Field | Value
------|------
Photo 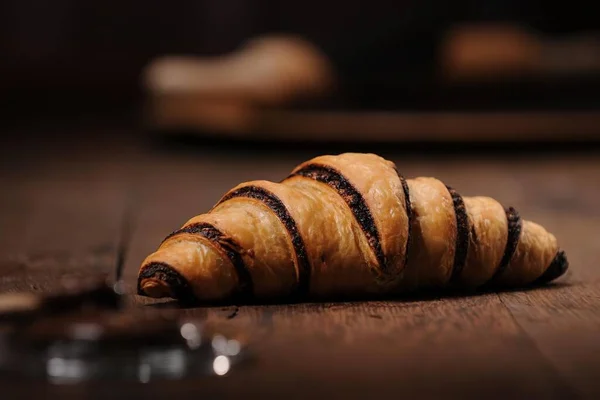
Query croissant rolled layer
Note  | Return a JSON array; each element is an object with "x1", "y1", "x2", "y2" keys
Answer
[{"x1": 138, "y1": 153, "x2": 568, "y2": 303}]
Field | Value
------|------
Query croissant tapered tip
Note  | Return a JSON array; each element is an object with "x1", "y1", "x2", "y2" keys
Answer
[
  {"x1": 137, "y1": 262, "x2": 197, "y2": 304},
  {"x1": 533, "y1": 250, "x2": 569, "y2": 285}
]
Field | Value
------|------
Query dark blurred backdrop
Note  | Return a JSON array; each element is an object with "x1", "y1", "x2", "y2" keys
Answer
[{"x1": 1, "y1": 1, "x2": 599, "y2": 124}]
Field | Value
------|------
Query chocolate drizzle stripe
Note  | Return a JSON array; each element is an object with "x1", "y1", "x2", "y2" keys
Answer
[
  {"x1": 486, "y1": 207, "x2": 522, "y2": 285},
  {"x1": 398, "y1": 173, "x2": 413, "y2": 270},
  {"x1": 446, "y1": 186, "x2": 470, "y2": 282},
  {"x1": 218, "y1": 186, "x2": 310, "y2": 295},
  {"x1": 162, "y1": 222, "x2": 253, "y2": 297},
  {"x1": 290, "y1": 164, "x2": 388, "y2": 274},
  {"x1": 137, "y1": 262, "x2": 197, "y2": 304}
]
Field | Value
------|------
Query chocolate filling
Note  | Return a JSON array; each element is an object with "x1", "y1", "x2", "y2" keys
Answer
[
  {"x1": 486, "y1": 207, "x2": 522, "y2": 285},
  {"x1": 219, "y1": 186, "x2": 311, "y2": 295},
  {"x1": 290, "y1": 164, "x2": 388, "y2": 274},
  {"x1": 162, "y1": 222, "x2": 253, "y2": 297},
  {"x1": 532, "y1": 250, "x2": 569, "y2": 285},
  {"x1": 446, "y1": 186, "x2": 470, "y2": 282},
  {"x1": 137, "y1": 262, "x2": 197, "y2": 304}
]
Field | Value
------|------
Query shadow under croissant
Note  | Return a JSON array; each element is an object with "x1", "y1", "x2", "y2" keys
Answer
[
  {"x1": 141, "y1": 280, "x2": 572, "y2": 310},
  {"x1": 142, "y1": 281, "x2": 573, "y2": 311}
]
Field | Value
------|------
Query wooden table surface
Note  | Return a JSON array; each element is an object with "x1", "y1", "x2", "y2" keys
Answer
[{"x1": 1, "y1": 124, "x2": 599, "y2": 399}]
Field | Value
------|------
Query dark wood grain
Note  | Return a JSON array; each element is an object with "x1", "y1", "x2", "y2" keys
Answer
[
  {"x1": 0, "y1": 130, "x2": 134, "y2": 292},
  {"x1": 2, "y1": 128, "x2": 600, "y2": 398}
]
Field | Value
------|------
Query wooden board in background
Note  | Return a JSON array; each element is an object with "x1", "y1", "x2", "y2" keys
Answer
[{"x1": 148, "y1": 96, "x2": 600, "y2": 143}]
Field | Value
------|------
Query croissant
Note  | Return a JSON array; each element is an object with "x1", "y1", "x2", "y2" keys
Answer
[{"x1": 137, "y1": 153, "x2": 568, "y2": 304}]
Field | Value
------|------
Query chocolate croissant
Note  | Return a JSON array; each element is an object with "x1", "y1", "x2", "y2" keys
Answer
[{"x1": 137, "y1": 153, "x2": 568, "y2": 304}]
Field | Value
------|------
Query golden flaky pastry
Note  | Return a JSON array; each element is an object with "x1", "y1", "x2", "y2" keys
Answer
[{"x1": 138, "y1": 153, "x2": 567, "y2": 303}]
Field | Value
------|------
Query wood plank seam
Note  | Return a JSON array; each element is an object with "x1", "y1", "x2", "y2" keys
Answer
[
  {"x1": 496, "y1": 293, "x2": 582, "y2": 398},
  {"x1": 115, "y1": 190, "x2": 139, "y2": 283}
]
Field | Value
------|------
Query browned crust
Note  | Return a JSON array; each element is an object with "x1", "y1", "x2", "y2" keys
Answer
[
  {"x1": 162, "y1": 222, "x2": 254, "y2": 297},
  {"x1": 290, "y1": 164, "x2": 388, "y2": 273},
  {"x1": 446, "y1": 186, "x2": 470, "y2": 282},
  {"x1": 218, "y1": 185, "x2": 311, "y2": 296},
  {"x1": 137, "y1": 262, "x2": 197, "y2": 304},
  {"x1": 485, "y1": 207, "x2": 522, "y2": 285}
]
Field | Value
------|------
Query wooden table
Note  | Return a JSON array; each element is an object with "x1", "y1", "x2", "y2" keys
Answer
[{"x1": 1, "y1": 123, "x2": 599, "y2": 399}]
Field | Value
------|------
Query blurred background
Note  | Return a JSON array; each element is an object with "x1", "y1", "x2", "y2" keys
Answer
[
  {"x1": 1, "y1": 0, "x2": 599, "y2": 143},
  {"x1": 1, "y1": 4, "x2": 600, "y2": 394}
]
